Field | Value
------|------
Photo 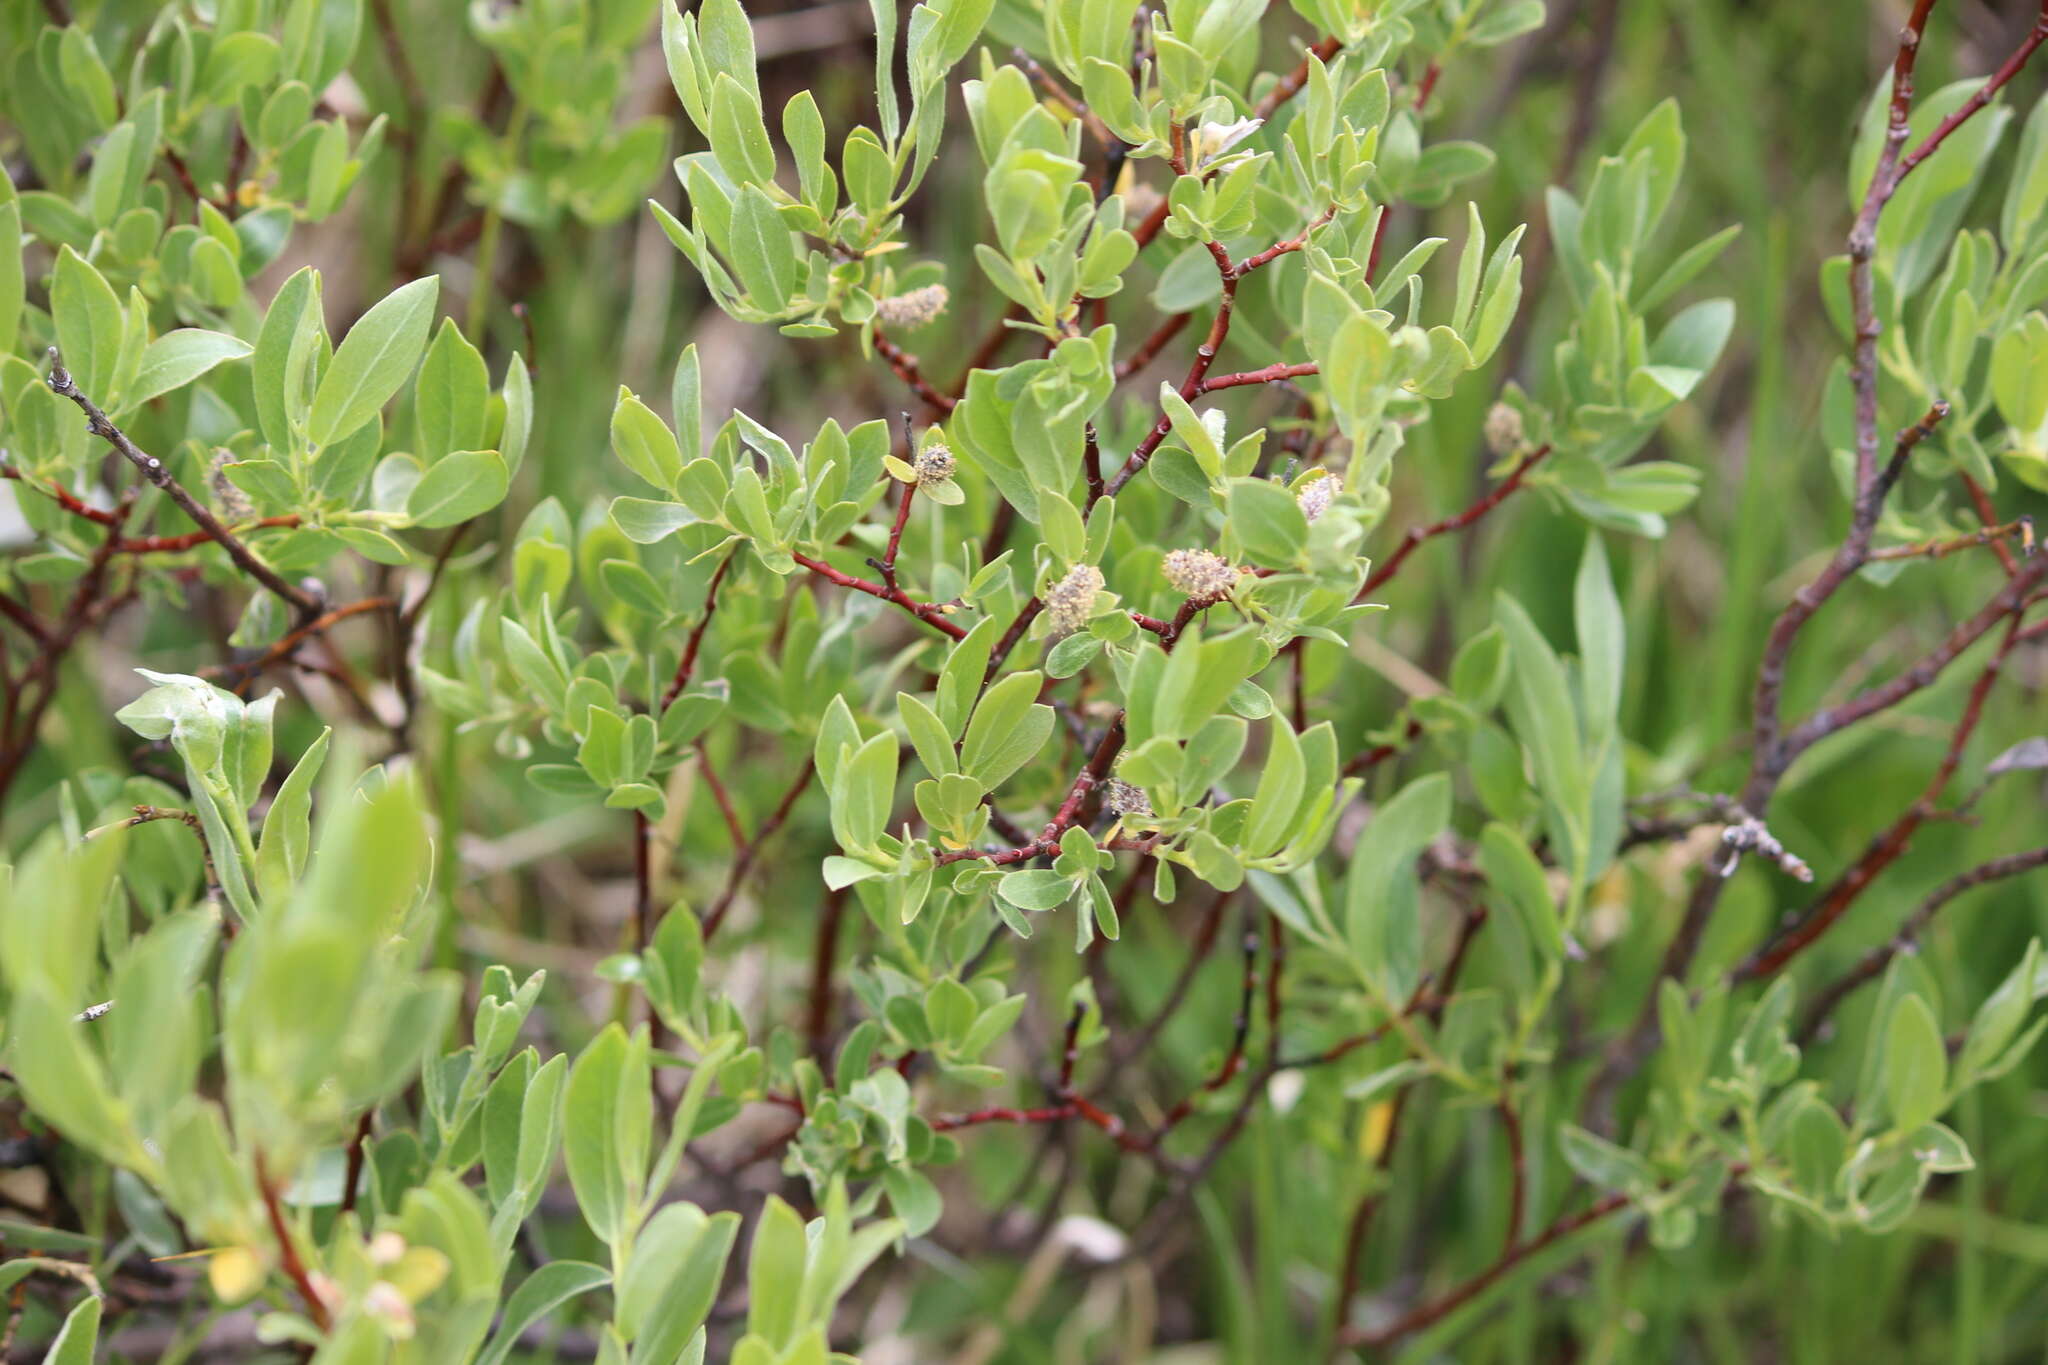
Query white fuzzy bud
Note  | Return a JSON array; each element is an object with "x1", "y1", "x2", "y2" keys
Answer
[
  {"x1": 1161, "y1": 548, "x2": 1240, "y2": 598},
  {"x1": 913, "y1": 442, "x2": 955, "y2": 486},
  {"x1": 1296, "y1": 473, "x2": 1339, "y2": 524},
  {"x1": 1045, "y1": 563, "x2": 1104, "y2": 633},
  {"x1": 210, "y1": 451, "x2": 254, "y2": 523},
  {"x1": 875, "y1": 284, "x2": 950, "y2": 330},
  {"x1": 1104, "y1": 778, "x2": 1151, "y2": 818},
  {"x1": 1483, "y1": 402, "x2": 1525, "y2": 457}
]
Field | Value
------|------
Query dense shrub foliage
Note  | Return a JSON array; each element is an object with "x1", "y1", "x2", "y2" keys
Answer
[{"x1": 2, "y1": 0, "x2": 2047, "y2": 1360}]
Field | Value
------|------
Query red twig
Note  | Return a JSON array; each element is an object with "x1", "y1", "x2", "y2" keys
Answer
[
  {"x1": 660, "y1": 553, "x2": 734, "y2": 710},
  {"x1": 806, "y1": 886, "x2": 849, "y2": 1060},
  {"x1": 116, "y1": 516, "x2": 302, "y2": 553},
  {"x1": 696, "y1": 746, "x2": 747, "y2": 846},
  {"x1": 1251, "y1": 36, "x2": 1345, "y2": 121},
  {"x1": 1358, "y1": 445, "x2": 1552, "y2": 597},
  {"x1": 873, "y1": 329, "x2": 958, "y2": 415},
  {"x1": 1145, "y1": 916, "x2": 1259, "y2": 1145},
  {"x1": 1736, "y1": 608, "x2": 2028, "y2": 982},
  {"x1": 1797, "y1": 845, "x2": 2048, "y2": 1041},
  {"x1": 1959, "y1": 474, "x2": 2020, "y2": 576},
  {"x1": 49, "y1": 350, "x2": 320, "y2": 619},
  {"x1": 256, "y1": 1150, "x2": 331, "y2": 1333},
  {"x1": 791, "y1": 550, "x2": 967, "y2": 640},
  {"x1": 1338, "y1": 1195, "x2": 1632, "y2": 1348},
  {"x1": 702, "y1": 758, "x2": 819, "y2": 939}
]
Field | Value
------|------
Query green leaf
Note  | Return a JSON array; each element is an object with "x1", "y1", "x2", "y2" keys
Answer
[
  {"x1": 611, "y1": 389, "x2": 684, "y2": 493},
  {"x1": 899, "y1": 693, "x2": 957, "y2": 777},
  {"x1": 1495, "y1": 593, "x2": 1589, "y2": 870},
  {"x1": 53, "y1": 246, "x2": 123, "y2": 405},
  {"x1": 415, "y1": 317, "x2": 489, "y2": 462},
  {"x1": 745, "y1": 1195, "x2": 806, "y2": 1348},
  {"x1": 128, "y1": 330, "x2": 253, "y2": 408},
  {"x1": 1885, "y1": 994, "x2": 1947, "y2": 1133},
  {"x1": 406, "y1": 450, "x2": 508, "y2": 528},
  {"x1": 840, "y1": 732, "x2": 899, "y2": 851},
  {"x1": 40, "y1": 1292, "x2": 102, "y2": 1365},
  {"x1": 1226, "y1": 477, "x2": 1309, "y2": 568},
  {"x1": 0, "y1": 187, "x2": 22, "y2": 357},
  {"x1": 255, "y1": 727, "x2": 331, "y2": 903},
  {"x1": 728, "y1": 185, "x2": 799, "y2": 311},
  {"x1": 308, "y1": 276, "x2": 440, "y2": 447},
  {"x1": 1574, "y1": 535, "x2": 1624, "y2": 749},
  {"x1": 1242, "y1": 718, "x2": 1304, "y2": 859},
  {"x1": 997, "y1": 868, "x2": 1076, "y2": 911},
  {"x1": 623, "y1": 1206, "x2": 740, "y2": 1362},
  {"x1": 563, "y1": 1024, "x2": 651, "y2": 1252},
  {"x1": 1557, "y1": 1124, "x2": 1653, "y2": 1194},
  {"x1": 960, "y1": 670, "x2": 1053, "y2": 791},
  {"x1": 1991, "y1": 313, "x2": 2048, "y2": 434},
  {"x1": 476, "y1": 1263, "x2": 611, "y2": 1365},
  {"x1": 610, "y1": 497, "x2": 698, "y2": 544},
  {"x1": 252, "y1": 266, "x2": 322, "y2": 455},
  {"x1": 882, "y1": 1165, "x2": 943, "y2": 1237},
  {"x1": 1478, "y1": 822, "x2": 1563, "y2": 961},
  {"x1": 1344, "y1": 773, "x2": 1451, "y2": 1000}
]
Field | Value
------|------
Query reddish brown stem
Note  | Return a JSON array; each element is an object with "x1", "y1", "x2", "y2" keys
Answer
[
  {"x1": 116, "y1": 516, "x2": 302, "y2": 553},
  {"x1": 49, "y1": 349, "x2": 319, "y2": 619},
  {"x1": 790, "y1": 550, "x2": 967, "y2": 640},
  {"x1": 873, "y1": 329, "x2": 958, "y2": 415},
  {"x1": 1736, "y1": 609, "x2": 2027, "y2": 982},
  {"x1": 1358, "y1": 445, "x2": 1552, "y2": 597},
  {"x1": 1339, "y1": 1195, "x2": 1631, "y2": 1348},
  {"x1": 661, "y1": 553, "x2": 734, "y2": 710},
  {"x1": 1797, "y1": 845, "x2": 2048, "y2": 1041},
  {"x1": 702, "y1": 758, "x2": 819, "y2": 939},
  {"x1": 256, "y1": 1150, "x2": 331, "y2": 1333}
]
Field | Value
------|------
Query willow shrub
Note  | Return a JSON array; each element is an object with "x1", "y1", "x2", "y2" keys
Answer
[{"x1": 2, "y1": 0, "x2": 2048, "y2": 1361}]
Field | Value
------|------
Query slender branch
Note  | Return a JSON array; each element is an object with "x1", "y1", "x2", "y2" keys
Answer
[
  {"x1": 1958, "y1": 473, "x2": 2020, "y2": 576},
  {"x1": 1116, "y1": 312, "x2": 1191, "y2": 380},
  {"x1": 1144, "y1": 915, "x2": 1259, "y2": 1145},
  {"x1": 339, "y1": 1111, "x2": 374, "y2": 1219},
  {"x1": 791, "y1": 551, "x2": 967, "y2": 640},
  {"x1": 1892, "y1": 6, "x2": 2048, "y2": 188},
  {"x1": 932, "y1": 716, "x2": 1124, "y2": 867},
  {"x1": 115, "y1": 516, "x2": 302, "y2": 554},
  {"x1": 702, "y1": 758, "x2": 819, "y2": 939},
  {"x1": 1869, "y1": 518, "x2": 2030, "y2": 561},
  {"x1": 1797, "y1": 846, "x2": 2048, "y2": 1042},
  {"x1": 1337, "y1": 1195, "x2": 1632, "y2": 1348},
  {"x1": 695, "y1": 746, "x2": 747, "y2": 846},
  {"x1": 1775, "y1": 551, "x2": 2046, "y2": 762},
  {"x1": 872, "y1": 329, "x2": 958, "y2": 415},
  {"x1": 1250, "y1": 36, "x2": 1344, "y2": 122},
  {"x1": 806, "y1": 885, "x2": 849, "y2": 1060},
  {"x1": 255, "y1": 1150, "x2": 331, "y2": 1333},
  {"x1": 1199, "y1": 361, "x2": 1319, "y2": 392},
  {"x1": 207, "y1": 597, "x2": 396, "y2": 687},
  {"x1": 1358, "y1": 445, "x2": 1552, "y2": 597},
  {"x1": 0, "y1": 592, "x2": 49, "y2": 647},
  {"x1": 48, "y1": 349, "x2": 319, "y2": 618},
  {"x1": 1499, "y1": 1091, "x2": 1527, "y2": 1253},
  {"x1": 1847, "y1": 0, "x2": 1942, "y2": 494},
  {"x1": 1746, "y1": 403, "x2": 1951, "y2": 789},
  {"x1": 660, "y1": 553, "x2": 734, "y2": 710},
  {"x1": 2, "y1": 462, "x2": 122, "y2": 525},
  {"x1": 1735, "y1": 609, "x2": 2028, "y2": 983}
]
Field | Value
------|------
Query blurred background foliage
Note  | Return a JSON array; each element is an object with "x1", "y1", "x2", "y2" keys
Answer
[{"x1": 3, "y1": 0, "x2": 2048, "y2": 1361}]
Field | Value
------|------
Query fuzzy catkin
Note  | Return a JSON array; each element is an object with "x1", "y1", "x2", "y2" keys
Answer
[
  {"x1": 1162, "y1": 548, "x2": 1239, "y2": 598},
  {"x1": 875, "y1": 284, "x2": 950, "y2": 329},
  {"x1": 1045, "y1": 564, "x2": 1105, "y2": 632}
]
